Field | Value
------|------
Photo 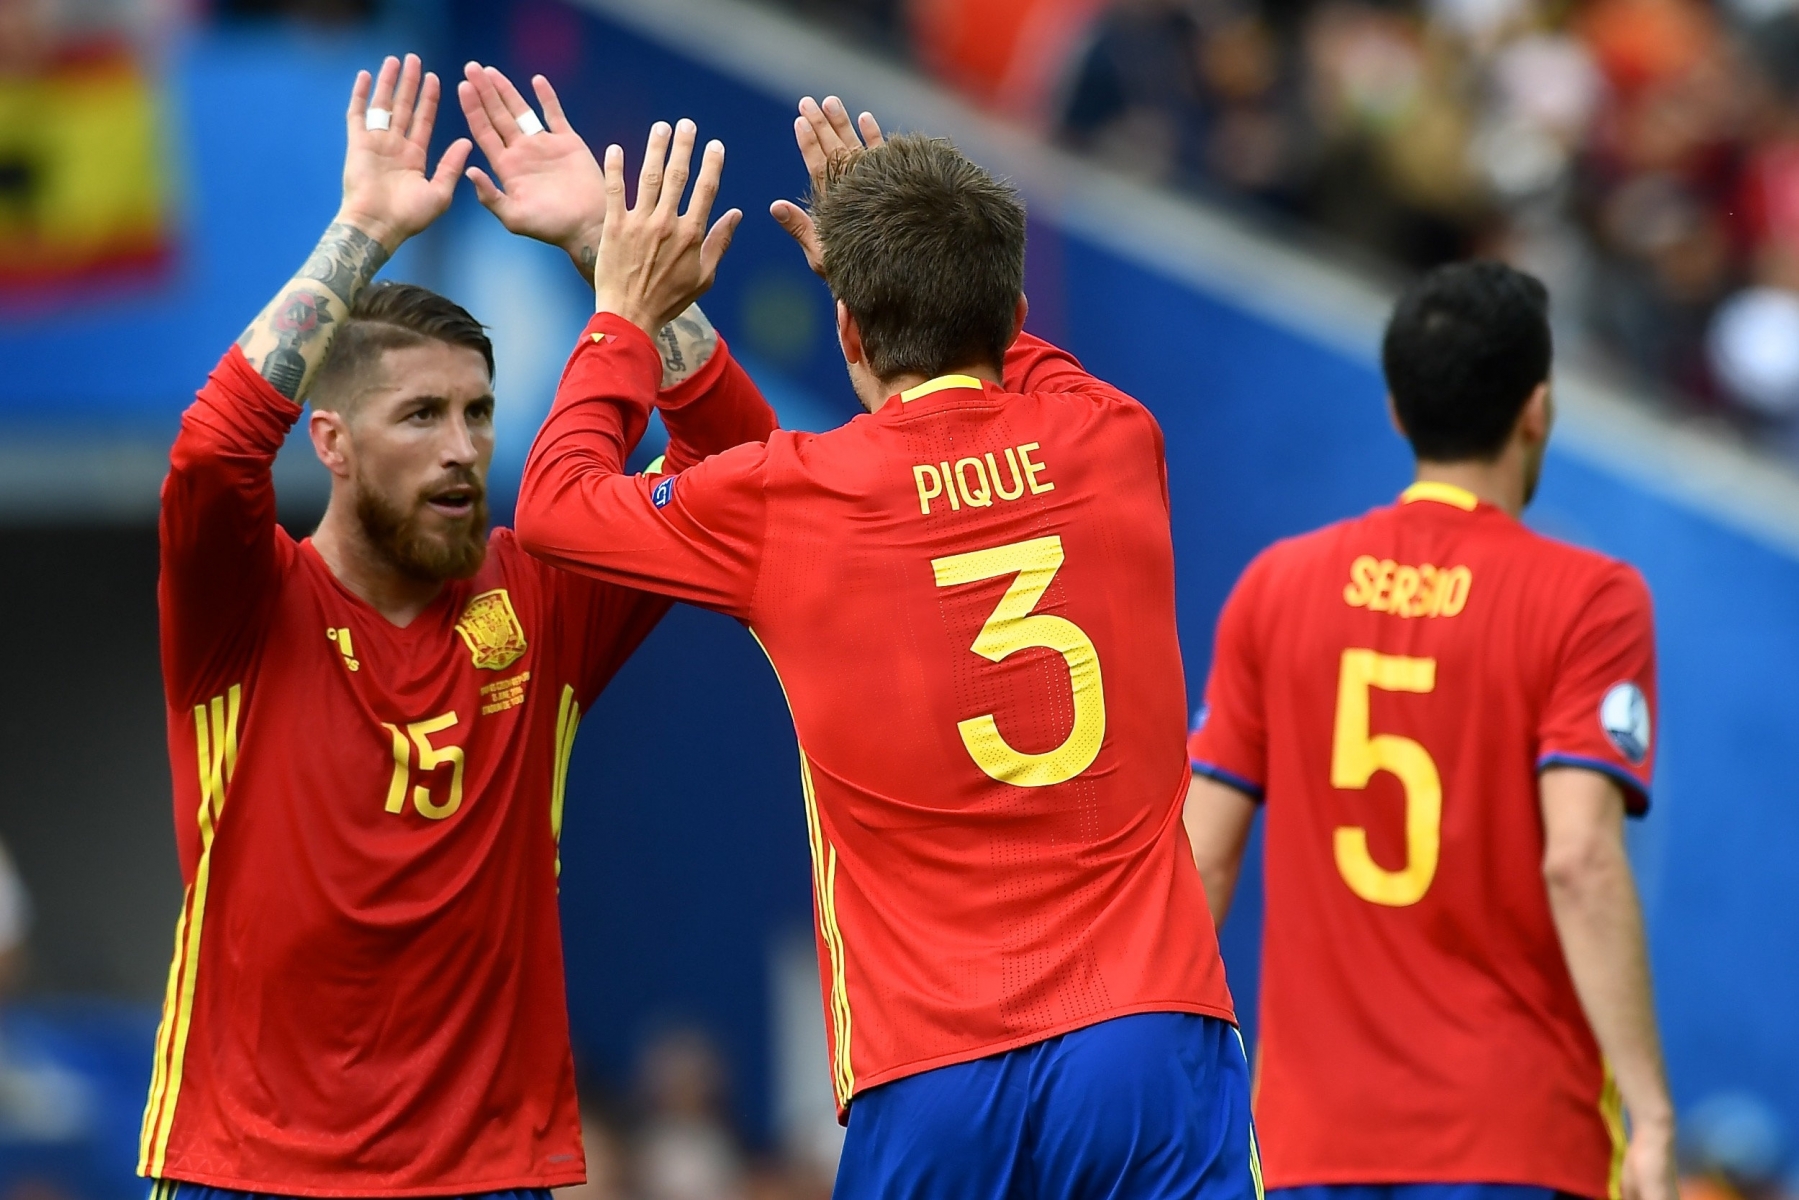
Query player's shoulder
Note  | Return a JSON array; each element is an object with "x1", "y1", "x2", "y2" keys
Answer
[
  {"x1": 1509, "y1": 521, "x2": 1653, "y2": 610},
  {"x1": 1240, "y1": 510, "x2": 1381, "y2": 582}
]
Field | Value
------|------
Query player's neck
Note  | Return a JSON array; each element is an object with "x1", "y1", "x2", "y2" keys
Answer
[
  {"x1": 311, "y1": 502, "x2": 447, "y2": 628},
  {"x1": 864, "y1": 361, "x2": 1004, "y2": 412},
  {"x1": 1411, "y1": 458, "x2": 1527, "y2": 519}
]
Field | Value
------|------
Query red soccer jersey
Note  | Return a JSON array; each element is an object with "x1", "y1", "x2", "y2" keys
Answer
[
  {"x1": 515, "y1": 315, "x2": 1236, "y2": 1114},
  {"x1": 1189, "y1": 481, "x2": 1657, "y2": 1198},
  {"x1": 144, "y1": 338, "x2": 773, "y2": 1196}
]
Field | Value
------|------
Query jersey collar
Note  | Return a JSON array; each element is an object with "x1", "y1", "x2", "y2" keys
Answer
[
  {"x1": 1400, "y1": 480, "x2": 1480, "y2": 511},
  {"x1": 897, "y1": 374, "x2": 985, "y2": 404}
]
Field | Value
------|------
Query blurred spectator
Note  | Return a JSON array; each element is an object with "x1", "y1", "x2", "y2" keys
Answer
[
  {"x1": 633, "y1": 1029, "x2": 746, "y2": 1200},
  {"x1": 773, "y1": 0, "x2": 1799, "y2": 459},
  {"x1": 1679, "y1": 1091, "x2": 1791, "y2": 1200}
]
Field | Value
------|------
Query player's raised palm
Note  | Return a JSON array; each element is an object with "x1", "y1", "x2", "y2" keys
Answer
[
  {"x1": 341, "y1": 54, "x2": 470, "y2": 251},
  {"x1": 594, "y1": 120, "x2": 741, "y2": 335},
  {"x1": 771, "y1": 95, "x2": 884, "y2": 277},
  {"x1": 458, "y1": 64, "x2": 605, "y2": 272}
]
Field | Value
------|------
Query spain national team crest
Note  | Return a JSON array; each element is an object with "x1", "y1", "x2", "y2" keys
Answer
[{"x1": 455, "y1": 589, "x2": 528, "y2": 671}]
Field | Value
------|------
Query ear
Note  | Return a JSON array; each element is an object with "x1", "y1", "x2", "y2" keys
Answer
[
  {"x1": 1518, "y1": 381, "x2": 1552, "y2": 445},
  {"x1": 837, "y1": 299, "x2": 866, "y2": 367},
  {"x1": 1385, "y1": 393, "x2": 1405, "y2": 439},
  {"x1": 1011, "y1": 294, "x2": 1029, "y2": 346},
  {"x1": 310, "y1": 408, "x2": 353, "y2": 480}
]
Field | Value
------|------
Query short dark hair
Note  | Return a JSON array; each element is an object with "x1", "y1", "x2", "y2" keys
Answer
[
  {"x1": 1382, "y1": 261, "x2": 1552, "y2": 462},
  {"x1": 812, "y1": 133, "x2": 1026, "y2": 380},
  {"x1": 311, "y1": 281, "x2": 494, "y2": 410}
]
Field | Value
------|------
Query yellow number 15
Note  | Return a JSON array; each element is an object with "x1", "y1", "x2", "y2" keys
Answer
[
  {"x1": 932, "y1": 535, "x2": 1106, "y2": 788},
  {"x1": 1331, "y1": 649, "x2": 1441, "y2": 906}
]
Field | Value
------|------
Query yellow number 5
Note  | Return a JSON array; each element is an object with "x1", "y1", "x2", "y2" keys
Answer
[
  {"x1": 1331, "y1": 649, "x2": 1440, "y2": 906},
  {"x1": 931, "y1": 535, "x2": 1106, "y2": 788},
  {"x1": 382, "y1": 712, "x2": 467, "y2": 820}
]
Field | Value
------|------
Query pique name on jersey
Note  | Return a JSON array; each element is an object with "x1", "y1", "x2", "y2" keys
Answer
[
  {"x1": 912, "y1": 442, "x2": 1054, "y2": 515},
  {"x1": 1342, "y1": 554, "x2": 1473, "y2": 618}
]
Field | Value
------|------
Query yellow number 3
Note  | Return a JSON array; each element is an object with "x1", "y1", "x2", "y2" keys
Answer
[
  {"x1": 1331, "y1": 649, "x2": 1441, "y2": 906},
  {"x1": 932, "y1": 535, "x2": 1106, "y2": 788}
]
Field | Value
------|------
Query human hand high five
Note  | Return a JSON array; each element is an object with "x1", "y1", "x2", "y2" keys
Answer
[
  {"x1": 594, "y1": 120, "x2": 741, "y2": 335},
  {"x1": 458, "y1": 63, "x2": 605, "y2": 276},
  {"x1": 340, "y1": 54, "x2": 471, "y2": 250},
  {"x1": 770, "y1": 95, "x2": 884, "y2": 278}
]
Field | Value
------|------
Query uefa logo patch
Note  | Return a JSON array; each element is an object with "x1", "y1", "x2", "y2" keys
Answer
[
  {"x1": 652, "y1": 476, "x2": 675, "y2": 509},
  {"x1": 1599, "y1": 682, "x2": 1651, "y2": 765}
]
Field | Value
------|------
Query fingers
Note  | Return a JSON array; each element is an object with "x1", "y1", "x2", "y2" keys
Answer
[
  {"x1": 820, "y1": 95, "x2": 859, "y2": 150},
  {"x1": 636, "y1": 121, "x2": 672, "y2": 213},
  {"x1": 859, "y1": 110, "x2": 885, "y2": 147},
  {"x1": 409, "y1": 71, "x2": 440, "y2": 147},
  {"x1": 370, "y1": 55, "x2": 401, "y2": 117},
  {"x1": 430, "y1": 137, "x2": 474, "y2": 198},
  {"x1": 770, "y1": 200, "x2": 825, "y2": 275},
  {"x1": 463, "y1": 60, "x2": 522, "y2": 146},
  {"x1": 657, "y1": 120, "x2": 698, "y2": 222},
  {"x1": 533, "y1": 75, "x2": 570, "y2": 134},
  {"x1": 603, "y1": 142, "x2": 628, "y2": 233},
  {"x1": 390, "y1": 53, "x2": 422, "y2": 135},
  {"x1": 794, "y1": 112, "x2": 828, "y2": 184},
  {"x1": 484, "y1": 66, "x2": 545, "y2": 137},
  {"x1": 700, "y1": 208, "x2": 743, "y2": 281},
  {"x1": 347, "y1": 68, "x2": 372, "y2": 130},
  {"x1": 465, "y1": 165, "x2": 508, "y2": 214},
  {"x1": 458, "y1": 78, "x2": 507, "y2": 162}
]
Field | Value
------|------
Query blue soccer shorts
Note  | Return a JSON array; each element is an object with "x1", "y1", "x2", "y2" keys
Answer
[
  {"x1": 1272, "y1": 1185, "x2": 1590, "y2": 1200},
  {"x1": 834, "y1": 1011, "x2": 1262, "y2": 1200},
  {"x1": 149, "y1": 1182, "x2": 551, "y2": 1200}
]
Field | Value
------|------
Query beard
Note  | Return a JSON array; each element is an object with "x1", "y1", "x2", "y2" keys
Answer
[{"x1": 353, "y1": 465, "x2": 489, "y2": 583}]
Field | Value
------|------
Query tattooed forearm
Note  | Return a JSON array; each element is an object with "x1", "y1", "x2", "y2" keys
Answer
[
  {"x1": 297, "y1": 221, "x2": 391, "y2": 304},
  {"x1": 657, "y1": 304, "x2": 719, "y2": 389},
  {"x1": 236, "y1": 219, "x2": 389, "y2": 402}
]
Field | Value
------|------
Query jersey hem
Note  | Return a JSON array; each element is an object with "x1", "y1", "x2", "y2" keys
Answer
[
  {"x1": 843, "y1": 999, "x2": 1239, "y2": 1113},
  {"x1": 1191, "y1": 760, "x2": 1266, "y2": 802},
  {"x1": 1262, "y1": 1165, "x2": 1606, "y2": 1199},
  {"x1": 146, "y1": 1167, "x2": 586, "y2": 1197}
]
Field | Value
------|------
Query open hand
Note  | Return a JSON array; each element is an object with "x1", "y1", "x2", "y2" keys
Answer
[
  {"x1": 458, "y1": 63, "x2": 605, "y2": 275},
  {"x1": 340, "y1": 54, "x2": 471, "y2": 250},
  {"x1": 594, "y1": 119, "x2": 742, "y2": 335},
  {"x1": 770, "y1": 95, "x2": 884, "y2": 277}
]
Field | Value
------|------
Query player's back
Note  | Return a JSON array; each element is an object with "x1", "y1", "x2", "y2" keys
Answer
[
  {"x1": 1192, "y1": 482, "x2": 1655, "y2": 1194},
  {"x1": 742, "y1": 337, "x2": 1234, "y2": 1107}
]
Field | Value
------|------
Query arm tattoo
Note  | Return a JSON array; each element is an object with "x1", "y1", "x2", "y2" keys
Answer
[
  {"x1": 257, "y1": 288, "x2": 335, "y2": 399},
  {"x1": 657, "y1": 304, "x2": 719, "y2": 389},
  {"x1": 297, "y1": 221, "x2": 391, "y2": 303}
]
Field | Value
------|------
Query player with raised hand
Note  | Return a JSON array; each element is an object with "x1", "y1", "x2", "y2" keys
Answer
[
  {"x1": 1184, "y1": 263, "x2": 1675, "y2": 1200},
  {"x1": 144, "y1": 55, "x2": 771, "y2": 1198},
  {"x1": 515, "y1": 98, "x2": 1257, "y2": 1199}
]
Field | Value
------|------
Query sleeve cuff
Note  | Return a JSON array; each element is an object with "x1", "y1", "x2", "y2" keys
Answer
[
  {"x1": 1191, "y1": 761, "x2": 1265, "y2": 803},
  {"x1": 1537, "y1": 753, "x2": 1652, "y2": 816},
  {"x1": 658, "y1": 332, "x2": 732, "y2": 411}
]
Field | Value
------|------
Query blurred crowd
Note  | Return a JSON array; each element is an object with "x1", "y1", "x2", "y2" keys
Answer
[
  {"x1": 777, "y1": 0, "x2": 1799, "y2": 456},
  {"x1": 559, "y1": 1029, "x2": 836, "y2": 1200}
]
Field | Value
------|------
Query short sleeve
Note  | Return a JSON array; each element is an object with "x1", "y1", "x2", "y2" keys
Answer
[
  {"x1": 1188, "y1": 553, "x2": 1272, "y2": 801},
  {"x1": 1537, "y1": 565, "x2": 1657, "y2": 814}
]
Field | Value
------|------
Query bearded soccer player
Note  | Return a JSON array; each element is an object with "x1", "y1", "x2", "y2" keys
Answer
[
  {"x1": 1184, "y1": 263, "x2": 1676, "y2": 1200},
  {"x1": 513, "y1": 99, "x2": 1256, "y2": 1199},
  {"x1": 142, "y1": 56, "x2": 772, "y2": 1196}
]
